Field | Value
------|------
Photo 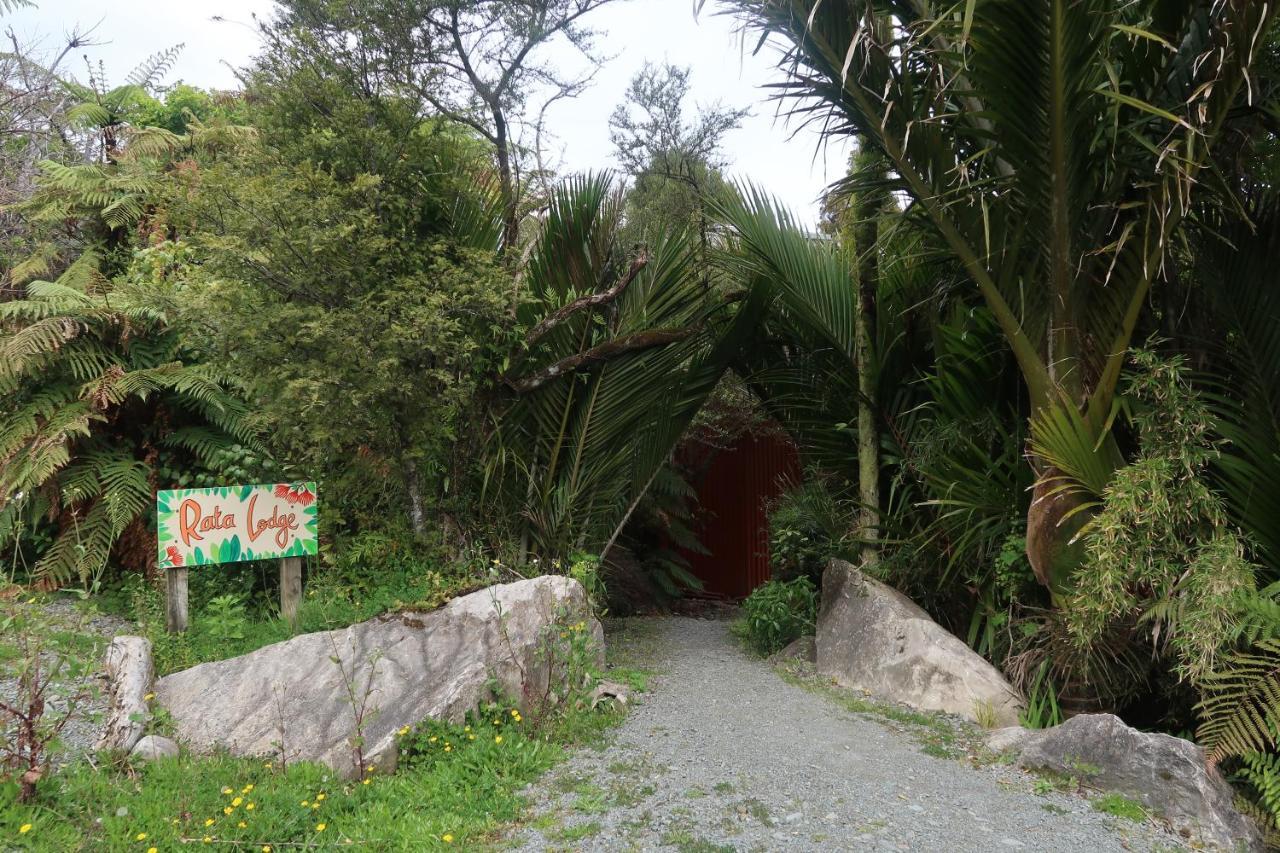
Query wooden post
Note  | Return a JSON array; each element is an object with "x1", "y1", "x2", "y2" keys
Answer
[
  {"x1": 280, "y1": 557, "x2": 303, "y2": 628},
  {"x1": 165, "y1": 567, "x2": 189, "y2": 633}
]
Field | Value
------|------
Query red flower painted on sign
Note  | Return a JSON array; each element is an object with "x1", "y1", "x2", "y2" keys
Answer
[
  {"x1": 166, "y1": 545, "x2": 183, "y2": 567},
  {"x1": 274, "y1": 484, "x2": 292, "y2": 499},
  {"x1": 282, "y1": 484, "x2": 315, "y2": 507}
]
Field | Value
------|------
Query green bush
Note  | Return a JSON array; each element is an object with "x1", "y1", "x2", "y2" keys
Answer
[
  {"x1": 767, "y1": 483, "x2": 851, "y2": 585},
  {"x1": 740, "y1": 577, "x2": 819, "y2": 657}
]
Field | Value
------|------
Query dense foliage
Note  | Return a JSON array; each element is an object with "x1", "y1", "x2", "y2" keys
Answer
[{"x1": 4, "y1": 0, "x2": 1280, "y2": 841}]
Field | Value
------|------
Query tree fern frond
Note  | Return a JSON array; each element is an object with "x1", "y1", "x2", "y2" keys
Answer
[{"x1": 1197, "y1": 639, "x2": 1280, "y2": 764}]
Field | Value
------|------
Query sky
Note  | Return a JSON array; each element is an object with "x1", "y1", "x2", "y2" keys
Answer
[{"x1": 10, "y1": 0, "x2": 851, "y2": 224}]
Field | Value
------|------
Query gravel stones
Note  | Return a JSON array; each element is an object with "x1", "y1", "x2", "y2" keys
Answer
[{"x1": 510, "y1": 617, "x2": 1188, "y2": 852}]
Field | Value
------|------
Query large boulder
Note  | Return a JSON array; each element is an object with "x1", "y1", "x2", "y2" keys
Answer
[
  {"x1": 156, "y1": 576, "x2": 602, "y2": 777},
  {"x1": 1014, "y1": 714, "x2": 1261, "y2": 851},
  {"x1": 816, "y1": 560, "x2": 1023, "y2": 726},
  {"x1": 95, "y1": 636, "x2": 154, "y2": 753}
]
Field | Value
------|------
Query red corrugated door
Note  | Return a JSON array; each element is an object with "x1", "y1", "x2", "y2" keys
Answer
[{"x1": 683, "y1": 431, "x2": 801, "y2": 599}]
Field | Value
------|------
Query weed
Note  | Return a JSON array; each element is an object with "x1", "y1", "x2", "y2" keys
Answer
[
  {"x1": 712, "y1": 780, "x2": 735, "y2": 794},
  {"x1": 1093, "y1": 793, "x2": 1147, "y2": 822},
  {"x1": 738, "y1": 797, "x2": 772, "y2": 826},
  {"x1": 549, "y1": 820, "x2": 602, "y2": 841},
  {"x1": 660, "y1": 828, "x2": 735, "y2": 852}
]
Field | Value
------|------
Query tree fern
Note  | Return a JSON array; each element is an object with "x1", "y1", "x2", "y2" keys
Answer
[
  {"x1": 1196, "y1": 640, "x2": 1280, "y2": 765},
  {"x1": 0, "y1": 256, "x2": 259, "y2": 588}
]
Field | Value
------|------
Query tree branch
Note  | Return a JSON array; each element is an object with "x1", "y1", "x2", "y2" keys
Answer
[{"x1": 505, "y1": 326, "x2": 698, "y2": 394}]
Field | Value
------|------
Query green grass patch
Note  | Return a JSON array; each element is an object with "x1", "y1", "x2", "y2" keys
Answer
[
  {"x1": 1092, "y1": 793, "x2": 1147, "y2": 822},
  {"x1": 3, "y1": 697, "x2": 632, "y2": 851},
  {"x1": 548, "y1": 820, "x2": 602, "y2": 842},
  {"x1": 660, "y1": 827, "x2": 736, "y2": 852}
]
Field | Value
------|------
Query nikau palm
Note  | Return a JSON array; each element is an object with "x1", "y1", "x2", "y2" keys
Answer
[{"x1": 717, "y1": 0, "x2": 1278, "y2": 593}]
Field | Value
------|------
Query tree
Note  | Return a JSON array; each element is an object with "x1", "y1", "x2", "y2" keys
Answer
[
  {"x1": 276, "y1": 0, "x2": 625, "y2": 254},
  {"x1": 179, "y1": 49, "x2": 511, "y2": 541},
  {"x1": 824, "y1": 144, "x2": 892, "y2": 570},
  {"x1": 491, "y1": 173, "x2": 768, "y2": 559},
  {"x1": 0, "y1": 248, "x2": 257, "y2": 588},
  {"x1": 719, "y1": 0, "x2": 1278, "y2": 597},
  {"x1": 609, "y1": 62, "x2": 746, "y2": 260}
]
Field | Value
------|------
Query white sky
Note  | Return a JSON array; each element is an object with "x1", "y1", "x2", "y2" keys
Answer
[{"x1": 11, "y1": 0, "x2": 850, "y2": 224}]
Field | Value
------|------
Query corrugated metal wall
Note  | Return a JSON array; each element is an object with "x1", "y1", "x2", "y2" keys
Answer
[{"x1": 682, "y1": 431, "x2": 801, "y2": 599}]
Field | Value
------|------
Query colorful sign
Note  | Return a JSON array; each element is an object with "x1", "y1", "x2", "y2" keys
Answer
[{"x1": 157, "y1": 483, "x2": 317, "y2": 568}]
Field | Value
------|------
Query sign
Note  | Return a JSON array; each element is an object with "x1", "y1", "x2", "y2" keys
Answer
[{"x1": 157, "y1": 483, "x2": 318, "y2": 569}]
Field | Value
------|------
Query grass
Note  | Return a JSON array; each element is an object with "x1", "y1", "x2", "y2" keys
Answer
[
  {"x1": 659, "y1": 827, "x2": 736, "y2": 852},
  {"x1": 548, "y1": 820, "x2": 602, "y2": 842},
  {"x1": 3, "y1": 609, "x2": 647, "y2": 851},
  {"x1": 2, "y1": 695, "x2": 629, "y2": 851},
  {"x1": 1092, "y1": 793, "x2": 1147, "y2": 823}
]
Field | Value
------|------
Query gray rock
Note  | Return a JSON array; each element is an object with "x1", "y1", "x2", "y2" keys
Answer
[
  {"x1": 1017, "y1": 713, "x2": 1261, "y2": 851},
  {"x1": 130, "y1": 734, "x2": 179, "y2": 761},
  {"x1": 95, "y1": 636, "x2": 153, "y2": 753},
  {"x1": 816, "y1": 560, "x2": 1023, "y2": 726},
  {"x1": 156, "y1": 576, "x2": 602, "y2": 777},
  {"x1": 986, "y1": 725, "x2": 1035, "y2": 754},
  {"x1": 768, "y1": 634, "x2": 816, "y2": 665}
]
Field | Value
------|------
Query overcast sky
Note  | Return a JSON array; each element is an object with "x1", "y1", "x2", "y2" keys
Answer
[{"x1": 10, "y1": 0, "x2": 850, "y2": 224}]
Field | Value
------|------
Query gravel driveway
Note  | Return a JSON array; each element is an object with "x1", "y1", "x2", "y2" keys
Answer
[{"x1": 510, "y1": 616, "x2": 1186, "y2": 852}]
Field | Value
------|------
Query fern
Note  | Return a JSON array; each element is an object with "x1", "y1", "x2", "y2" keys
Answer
[
  {"x1": 1196, "y1": 640, "x2": 1280, "y2": 764},
  {"x1": 0, "y1": 258, "x2": 259, "y2": 588}
]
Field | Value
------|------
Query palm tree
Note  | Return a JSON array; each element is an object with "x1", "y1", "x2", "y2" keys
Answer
[
  {"x1": 489, "y1": 173, "x2": 767, "y2": 560},
  {"x1": 713, "y1": 0, "x2": 1277, "y2": 595}
]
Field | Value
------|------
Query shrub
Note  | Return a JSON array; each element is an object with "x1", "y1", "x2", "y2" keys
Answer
[
  {"x1": 767, "y1": 483, "x2": 851, "y2": 585},
  {"x1": 740, "y1": 577, "x2": 818, "y2": 657}
]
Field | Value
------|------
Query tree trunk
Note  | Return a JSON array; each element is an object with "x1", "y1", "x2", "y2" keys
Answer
[
  {"x1": 493, "y1": 109, "x2": 519, "y2": 256},
  {"x1": 404, "y1": 457, "x2": 427, "y2": 537},
  {"x1": 850, "y1": 145, "x2": 887, "y2": 570}
]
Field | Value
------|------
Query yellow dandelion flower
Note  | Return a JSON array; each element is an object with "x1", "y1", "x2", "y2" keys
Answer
[
  {"x1": 232, "y1": 797, "x2": 243, "y2": 807},
  {"x1": 221, "y1": 787, "x2": 233, "y2": 795},
  {"x1": 301, "y1": 800, "x2": 310, "y2": 807},
  {"x1": 444, "y1": 745, "x2": 452, "y2": 752},
  {"x1": 442, "y1": 834, "x2": 454, "y2": 843},
  {"x1": 135, "y1": 832, "x2": 147, "y2": 841},
  {"x1": 510, "y1": 709, "x2": 519, "y2": 717},
  {"x1": 362, "y1": 778, "x2": 371, "y2": 785},
  {"x1": 316, "y1": 823, "x2": 327, "y2": 832},
  {"x1": 238, "y1": 821, "x2": 247, "y2": 829},
  {"x1": 147, "y1": 848, "x2": 158, "y2": 853},
  {"x1": 245, "y1": 803, "x2": 255, "y2": 810},
  {"x1": 263, "y1": 762, "x2": 273, "y2": 769},
  {"x1": 204, "y1": 818, "x2": 215, "y2": 827},
  {"x1": 243, "y1": 784, "x2": 254, "y2": 793},
  {"x1": 19, "y1": 824, "x2": 32, "y2": 834},
  {"x1": 429, "y1": 736, "x2": 438, "y2": 743},
  {"x1": 263, "y1": 846, "x2": 271, "y2": 852},
  {"x1": 494, "y1": 735, "x2": 503, "y2": 744},
  {"x1": 203, "y1": 837, "x2": 212, "y2": 844},
  {"x1": 468, "y1": 734, "x2": 475, "y2": 741},
  {"x1": 463, "y1": 725, "x2": 471, "y2": 732},
  {"x1": 223, "y1": 807, "x2": 233, "y2": 816},
  {"x1": 144, "y1": 693, "x2": 155, "y2": 701},
  {"x1": 398, "y1": 726, "x2": 409, "y2": 736},
  {"x1": 312, "y1": 803, "x2": 320, "y2": 810},
  {"x1": 316, "y1": 793, "x2": 326, "y2": 801}
]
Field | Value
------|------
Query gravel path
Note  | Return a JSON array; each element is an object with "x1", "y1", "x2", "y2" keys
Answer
[
  {"x1": 0, "y1": 596, "x2": 133, "y2": 759},
  {"x1": 511, "y1": 616, "x2": 1186, "y2": 852}
]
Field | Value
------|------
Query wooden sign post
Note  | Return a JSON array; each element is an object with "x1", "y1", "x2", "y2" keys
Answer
[{"x1": 156, "y1": 483, "x2": 318, "y2": 633}]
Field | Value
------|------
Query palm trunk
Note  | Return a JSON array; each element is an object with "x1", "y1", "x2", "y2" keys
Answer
[{"x1": 850, "y1": 145, "x2": 886, "y2": 569}]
